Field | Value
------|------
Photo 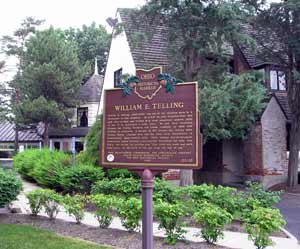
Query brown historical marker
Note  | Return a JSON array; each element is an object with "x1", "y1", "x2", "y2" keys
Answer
[
  {"x1": 101, "y1": 67, "x2": 201, "y2": 169},
  {"x1": 100, "y1": 66, "x2": 202, "y2": 249}
]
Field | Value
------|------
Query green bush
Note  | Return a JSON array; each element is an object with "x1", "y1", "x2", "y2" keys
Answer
[
  {"x1": 63, "y1": 194, "x2": 86, "y2": 224},
  {"x1": 0, "y1": 169, "x2": 22, "y2": 207},
  {"x1": 90, "y1": 194, "x2": 115, "y2": 228},
  {"x1": 153, "y1": 178, "x2": 177, "y2": 203},
  {"x1": 244, "y1": 181, "x2": 281, "y2": 208},
  {"x1": 244, "y1": 207, "x2": 286, "y2": 249},
  {"x1": 193, "y1": 201, "x2": 233, "y2": 243},
  {"x1": 13, "y1": 149, "x2": 41, "y2": 180},
  {"x1": 154, "y1": 201, "x2": 186, "y2": 245},
  {"x1": 42, "y1": 189, "x2": 62, "y2": 220},
  {"x1": 106, "y1": 168, "x2": 137, "y2": 179},
  {"x1": 13, "y1": 149, "x2": 71, "y2": 190},
  {"x1": 26, "y1": 189, "x2": 48, "y2": 216},
  {"x1": 91, "y1": 178, "x2": 140, "y2": 196},
  {"x1": 77, "y1": 117, "x2": 101, "y2": 165},
  {"x1": 60, "y1": 165, "x2": 104, "y2": 194},
  {"x1": 116, "y1": 197, "x2": 142, "y2": 232}
]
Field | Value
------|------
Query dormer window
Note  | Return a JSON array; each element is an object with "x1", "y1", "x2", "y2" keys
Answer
[
  {"x1": 270, "y1": 70, "x2": 286, "y2": 91},
  {"x1": 77, "y1": 107, "x2": 88, "y2": 127}
]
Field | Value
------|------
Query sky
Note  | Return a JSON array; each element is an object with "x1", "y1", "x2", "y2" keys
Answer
[{"x1": 0, "y1": 0, "x2": 145, "y2": 81}]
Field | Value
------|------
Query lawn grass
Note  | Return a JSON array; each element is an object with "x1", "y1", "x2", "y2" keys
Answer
[{"x1": 0, "y1": 224, "x2": 112, "y2": 249}]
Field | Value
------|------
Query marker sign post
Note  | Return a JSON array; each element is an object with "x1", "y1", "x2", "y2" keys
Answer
[{"x1": 101, "y1": 67, "x2": 201, "y2": 249}]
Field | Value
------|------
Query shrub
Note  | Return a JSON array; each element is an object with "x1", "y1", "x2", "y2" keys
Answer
[
  {"x1": 154, "y1": 201, "x2": 186, "y2": 245},
  {"x1": 77, "y1": 117, "x2": 101, "y2": 165},
  {"x1": 91, "y1": 177, "x2": 140, "y2": 196},
  {"x1": 60, "y1": 164, "x2": 104, "y2": 194},
  {"x1": 211, "y1": 185, "x2": 238, "y2": 215},
  {"x1": 42, "y1": 189, "x2": 62, "y2": 220},
  {"x1": 244, "y1": 181, "x2": 281, "y2": 208},
  {"x1": 244, "y1": 207, "x2": 286, "y2": 249},
  {"x1": 31, "y1": 149, "x2": 71, "y2": 189},
  {"x1": 116, "y1": 197, "x2": 142, "y2": 232},
  {"x1": 0, "y1": 169, "x2": 22, "y2": 207},
  {"x1": 26, "y1": 189, "x2": 48, "y2": 216},
  {"x1": 63, "y1": 194, "x2": 86, "y2": 224},
  {"x1": 13, "y1": 149, "x2": 35, "y2": 179},
  {"x1": 193, "y1": 201, "x2": 233, "y2": 243},
  {"x1": 106, "y1": 168, "x2": 137, "y2": 179},
  {"x1": 14, "y1": 149, "x2": 72, "y2": 190},
  {"x1": 90, "y1": 194, "x2": 116, "y2": 228},
  {"x1": 153, "y1": 178, "x2": 177, "y2": 203}
]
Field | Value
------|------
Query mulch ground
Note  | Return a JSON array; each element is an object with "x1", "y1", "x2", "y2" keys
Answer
[{"x1": 0, "y1": 213, "x2": 231, "y2": 249}]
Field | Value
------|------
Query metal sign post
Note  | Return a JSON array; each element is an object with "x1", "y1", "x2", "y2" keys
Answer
[{"x1": 141, "y1": 169, "x2": 154, "y2": 249}]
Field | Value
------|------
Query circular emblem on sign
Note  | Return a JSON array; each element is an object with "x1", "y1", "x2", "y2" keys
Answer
[{"x1": 107, "y1": 154, "x2": 114, "y2": 162}]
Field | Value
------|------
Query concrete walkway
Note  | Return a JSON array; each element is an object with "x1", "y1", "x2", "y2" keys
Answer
[{"x1": 9, "y1": 180, "x2": 300, "y2": 249}]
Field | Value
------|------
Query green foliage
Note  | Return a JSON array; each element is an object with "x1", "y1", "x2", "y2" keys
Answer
[
  {"x1": 116, "y1": 197, "x2": 142, "y2": 232},
  {"x1": 16, "y1": 27, "x2": 85, "y2": 142},
  {"x1": 91, "y1": 178, "x2": 140, "y2": 196},
  {"x1": 41, "y1": 189, "x2": 62, "y2": 220},
  {"x1": 60, "y1": 164, "x2": 104, "y2": 194},
  {"x1": 200, "y1": 71, "x2": 266, "y2": 141},
  {"x1": 26, "y1": 189, "x2": 48, "y2": 216},
  {"x1": 153, "y1": 178, "x2": 177, "y2": 203},
  {"x1": 77, "y1": 117, "x2": 101, "y2": 165},
  {"x1": 244, "y1": 181, "x2": 281, "y2": 208},
  {"x1": 14, "y1": 149, "x2": 71, "y2": 190},
  {"x1": 154, "y1": 201, "x2": 186, "y2": 245},
  {"x1": 193, "y1": 201, "x2": 233, "y2": 243},
  {"x1": 90, "y1": 194, "x2": 116, "y2": 228},
  {"x1": 63, "y1": 194, "x2": 86, "y2": 224},
  {"x1": 64, "y1": 23, "x2": 110, "y2": 75},
  {"x1": 0, "y1": 169, "x2": 22, "y2": 207},
  {"x1": 106, "y1": 168, "x2": 137, "y2": 179},
  {"x1": 244, "y1": 207, "x2": 286, "y2": 249}
]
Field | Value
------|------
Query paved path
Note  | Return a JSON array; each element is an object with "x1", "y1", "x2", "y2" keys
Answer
[
  {"x1": 277, "y1": 192, "x2": 300, "y2": 240},
  {"x1": 8, "y1": 181, "x2": 300, "y2": 249}
]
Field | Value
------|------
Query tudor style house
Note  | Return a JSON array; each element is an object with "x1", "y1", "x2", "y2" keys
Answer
[{"x1": 102, "y1": 8, "x2": 294, "y2": 188}]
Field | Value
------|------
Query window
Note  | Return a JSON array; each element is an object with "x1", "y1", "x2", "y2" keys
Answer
[
  {"x1": 77, "y1": 107, "x2": 88, "y2": 127},
  {"x1": 54, "y1": 141, "x2": 60, "y2": 151},
  {"x1": 270, "y1": 70, "x2": 286, "y2": 91},
  {"x1": 75, "y1": 141, "x2": 84, "y2": 153},
  {"x1": 114, "y1": 68, "x2": 122, "y2": 88}
]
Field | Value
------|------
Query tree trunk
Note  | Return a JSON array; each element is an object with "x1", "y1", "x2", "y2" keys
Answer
[
  {"x1": 287, "y1": 75, "x2": 300, "y2": 188},
  {"x1": 180, "y1": 49, "x2": 196, "y2": 186},
  {"x1": 43, "y1": 123, "x2": 49, "y2": 147},
  {"x1": 287, "y1": 122, "x2": 300, "y2": 188}
]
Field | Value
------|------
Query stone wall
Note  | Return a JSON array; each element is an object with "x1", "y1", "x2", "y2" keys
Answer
[{"x1": 261, "y1": 97, "x2": 287, "y2": 176}]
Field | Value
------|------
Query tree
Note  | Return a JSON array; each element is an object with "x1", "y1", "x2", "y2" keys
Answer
[
  {"x1": 64, "y1": 22, "x2": 110, "y2": 76},
  {"x1": 201, "y1": 71, "x2": 266, "y2": 142},
  {"x1": 136, "y1": 0, "x2": 259, "y2": 185},
  {"x1": 245, "y1": 0, "x2": 300, "y2": 188},
  {"x1": 1, "y1": 17, "x2": 44, "y2": 152},
  {"x1": 17, "y1": 27, "x2": 85, "y2": 146}
]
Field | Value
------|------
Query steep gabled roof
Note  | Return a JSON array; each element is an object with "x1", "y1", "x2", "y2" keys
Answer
[
  {"x1": 238, "y1": 24, "x2": 285, "y2": 69},
  {"x1": 79, "y1": 74, "x2": 104, "y2": 103},
  {"x1": 118, "y1": 8, "x2": 172, "y2": 71},
  {"x1": 273, "y1": 92, "x2": 291, "y2": 121}
]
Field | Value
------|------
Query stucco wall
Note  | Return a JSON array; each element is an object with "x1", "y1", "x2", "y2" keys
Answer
[
  {"x1": 100, "y1": 11, "x2": 136, "y2": 113},
  {"x1": 261, "y1": 97, "x2": 287, "y2": 175}
]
